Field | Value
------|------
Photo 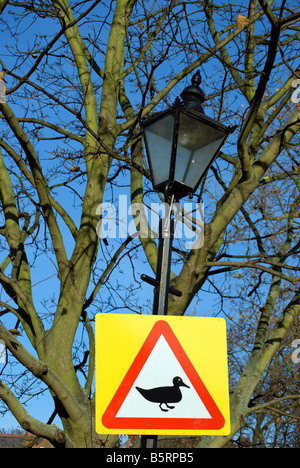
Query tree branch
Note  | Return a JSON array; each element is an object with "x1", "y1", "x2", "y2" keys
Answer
[
  {"x1": 0, "y1": 323, "x2": 85, "y2": 425},
  {"x1": 245, "y1": 394, "x2": 300, "y2": 416},
  {"x1": 0, "y1": 378, "x2": 73, "y2": 447},
  {"x1": 0, "y1": 103, "x2": 69, "y2": 282}
]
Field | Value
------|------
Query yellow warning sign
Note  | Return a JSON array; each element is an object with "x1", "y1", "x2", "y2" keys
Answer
[{"x1": 96, "y1": 314, "x2": 230, "y2": 436}]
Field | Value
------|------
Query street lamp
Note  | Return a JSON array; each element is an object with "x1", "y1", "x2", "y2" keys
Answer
[
  {"x1": 140, "y1": 71, "x2": 234, "y2": 448},
  {"x1": 142, "y1": 70, "x2": 234, "y2": 200},
  {"x1": 141, "y1": 70, "x2": 234, "y2": 314}
]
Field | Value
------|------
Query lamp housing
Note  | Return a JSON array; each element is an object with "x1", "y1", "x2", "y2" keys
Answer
[{"x1": 142, "y1": 71, "x2": 234, "y2": 199}]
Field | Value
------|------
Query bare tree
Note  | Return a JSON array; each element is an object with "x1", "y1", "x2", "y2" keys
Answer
[{"x1": 0, "y1": 0, "x2": 299, "y2": 448}]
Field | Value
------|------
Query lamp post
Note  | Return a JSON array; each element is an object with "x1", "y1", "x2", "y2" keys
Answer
[{"x1": 140, "y1": 71, "x2": 234, "y2": 448}]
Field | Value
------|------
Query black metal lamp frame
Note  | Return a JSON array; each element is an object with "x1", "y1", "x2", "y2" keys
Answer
[
  {"x1": 142, "y1": 71, "x2": 234, "y2": 200},
  {"x1": 143, "y1": 109, "x2": 231, "y2": 200}
]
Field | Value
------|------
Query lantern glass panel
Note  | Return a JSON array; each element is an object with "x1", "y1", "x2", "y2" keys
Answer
[
  {"x1": 143, "y1": 113, "x2": 175, "y2": 188},
  {"x1": 175, "y1": 112, "x2": 225, "y2": 189}
]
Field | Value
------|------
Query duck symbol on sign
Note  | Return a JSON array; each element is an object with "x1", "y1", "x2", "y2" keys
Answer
[{"x1": 135, "y1": 376, "x2": 190, "y2": 412}]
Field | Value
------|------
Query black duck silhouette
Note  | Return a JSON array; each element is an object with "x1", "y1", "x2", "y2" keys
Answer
[{"x1": 136, "y1": 376, "x2": 190, "y2": 412}]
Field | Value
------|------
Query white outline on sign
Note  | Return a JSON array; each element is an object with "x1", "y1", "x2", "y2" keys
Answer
[{"x1": 116, "y1": 335, "x2": 212, "y2": 419}]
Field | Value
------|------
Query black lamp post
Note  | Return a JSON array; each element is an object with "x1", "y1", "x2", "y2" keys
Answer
[{"x1": 140, "y1": 71, "x2": 234, "y2": 448}]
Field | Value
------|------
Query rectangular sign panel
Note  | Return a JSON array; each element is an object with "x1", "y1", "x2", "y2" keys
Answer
[{"x1": 96, "y1": 314, "x2": 230, "y2": 436}]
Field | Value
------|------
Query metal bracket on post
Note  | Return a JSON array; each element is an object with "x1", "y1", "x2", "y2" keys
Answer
[
  {"x1": 141, "y1": 274, "x2": 182, "y2": 298},
  {"x1": 141, "y1": 203, "x2": 182, "y2": 315}
]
